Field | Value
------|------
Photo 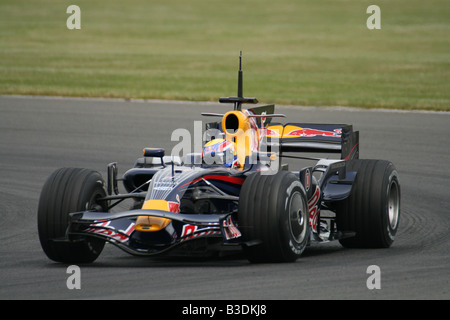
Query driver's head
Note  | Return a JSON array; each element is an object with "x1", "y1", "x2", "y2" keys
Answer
[{"x1": 203, "y1": 139, "x2": 236, "y2": 167}]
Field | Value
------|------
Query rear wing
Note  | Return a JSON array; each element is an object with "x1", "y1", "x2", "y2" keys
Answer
[{"x1": 266, "y1": 123, "x2": 359, "y2": 161}]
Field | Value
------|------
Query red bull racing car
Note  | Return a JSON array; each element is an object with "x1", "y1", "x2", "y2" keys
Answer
[{"x1": 38, "y1": 55, "x2": 401, "y2": 263}]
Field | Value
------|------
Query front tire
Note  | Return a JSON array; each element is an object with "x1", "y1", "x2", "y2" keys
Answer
[
  {"x1": 336, "y1": 160, "x2": 401, "y2": 248},
  {"x1": 38, "y1": 168, "x2": 108, "y2": 263},
  {"x1": 239, "y1": 171, "x2": 309, "y2": 263}
]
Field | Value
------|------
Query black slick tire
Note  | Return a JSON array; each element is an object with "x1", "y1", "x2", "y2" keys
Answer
[
  {"x1": 38, "y1": 168, "x2": 108, "y2": 263},
  {"x1": 336, "y1": 160, "x2": 401, "y2": 248},
  {"x1": 239, "y1": 171, "x2": 309, "y2": 263}
]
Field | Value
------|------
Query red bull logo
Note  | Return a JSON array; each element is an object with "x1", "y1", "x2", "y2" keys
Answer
[
  {"x1": 266, "y1": 128, "x2": 281, "y2": 137},
  {"x1": 286, "y1": 127, "x2": 341, "y2": 138},
  {"x1": 168, "y1": 194, "x2": 181, "y2": 213}
]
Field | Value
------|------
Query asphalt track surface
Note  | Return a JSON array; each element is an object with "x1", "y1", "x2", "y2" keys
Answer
[{"x1": 0, "y1": 95, "x2": 448, "y2": 300}]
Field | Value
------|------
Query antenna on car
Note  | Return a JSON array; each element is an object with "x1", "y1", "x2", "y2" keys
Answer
[
  {"x1": 237, "y1": 51, "x2": 243, "y2": 101},
  {"x1": 218, "y1": 52, "x2": 258, "y2": 111}
]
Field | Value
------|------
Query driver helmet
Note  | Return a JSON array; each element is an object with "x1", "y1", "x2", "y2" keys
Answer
[{"x1": 203, "y1": 139, "x2": 237, "y2": 167}]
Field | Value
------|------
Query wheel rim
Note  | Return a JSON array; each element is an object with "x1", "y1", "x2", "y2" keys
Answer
[
  {"x1": 85, "y1": 188, "x2": 107, "y2": 212},
  {"x1": 288, "y1": 191, "x2": 307, "y2": 245},
  {"x1": 388, "y1": 180, "x2": 400, "y2": 230}
]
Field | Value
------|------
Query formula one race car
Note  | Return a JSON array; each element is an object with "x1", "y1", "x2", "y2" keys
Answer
[{"x1": 38, "y1": 54, "x2": 401, "y2": 263}]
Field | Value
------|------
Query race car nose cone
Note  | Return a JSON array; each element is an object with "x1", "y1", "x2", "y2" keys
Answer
[
  {"x1": 135, "y1": 200, "x2": 173, "y2": 232},
  {"x1": 135, "y1": 216, "x2": 170, "y2": 232}
]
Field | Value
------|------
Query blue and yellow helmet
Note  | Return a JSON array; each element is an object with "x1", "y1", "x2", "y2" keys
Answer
[{"x1": 203, "y1": 139, "x2": 237, "y2": 167}]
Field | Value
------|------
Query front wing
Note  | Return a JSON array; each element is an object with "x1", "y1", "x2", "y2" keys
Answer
[{"x1": 65, "y1": 210, "x2": 242, "y2": 256}]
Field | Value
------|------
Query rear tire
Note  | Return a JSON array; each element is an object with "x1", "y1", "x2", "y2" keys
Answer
[
  {"x1": 38, "y1": 168, "x2": 108, "y2": 263},
  {"x1": 239, "y1": 171, "x2": 309, "y2": 263},
  {"x1": 336, "y1": 160, "x2": 401, "y2": 248}
]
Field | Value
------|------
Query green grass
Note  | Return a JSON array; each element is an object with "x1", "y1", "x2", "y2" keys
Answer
[{"x1": 0, "y1": 0, "x2": 449, "y2": 110}]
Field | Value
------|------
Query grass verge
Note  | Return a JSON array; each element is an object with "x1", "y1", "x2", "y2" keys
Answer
[{"x1": 0, "y1": 0, "x2": 449, "y2": 110}]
